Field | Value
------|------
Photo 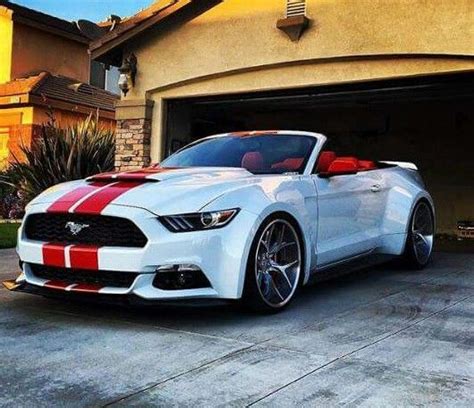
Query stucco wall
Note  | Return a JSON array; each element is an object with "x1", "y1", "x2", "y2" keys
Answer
[
  {"x1": 0, "y1": 106, "x2": 34, "y2": 166},
  {"x1": 11, "y1": 23, "x2": 90, "y2": 83},
  {"x1": 0, "y1": 7, "x2": 13, "y2": 83},
  {"x1": 127, "y1": 0, "x2": 474, "y2": 99}
]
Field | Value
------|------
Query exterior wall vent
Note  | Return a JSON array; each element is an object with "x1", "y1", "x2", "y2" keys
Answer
[
  {"x1": 286, "y1": 0, "x2": 306, "y2": 18},
  {"x1": 277, "y1": 0, "x2": 310, "y2": 42}
]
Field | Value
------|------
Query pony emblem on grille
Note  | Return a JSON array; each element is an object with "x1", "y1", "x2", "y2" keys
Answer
[{"x1": 65, "y1": 221, "x2": 90, "y2": 236}]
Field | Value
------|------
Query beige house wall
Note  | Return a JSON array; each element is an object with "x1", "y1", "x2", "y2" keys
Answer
[
  {"x1": 0, "y1": 7, "x2": 13, "y2": 83},
  {"x1": 11, "y1": 23, "x2": 91, "y2": 83},
  {"x1": 119, "y1": 0, "x2": 474, "y2": 161}
]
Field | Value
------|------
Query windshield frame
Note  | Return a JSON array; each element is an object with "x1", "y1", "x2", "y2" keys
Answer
[{"x1": 160, "y1": 131, "x2": 325, "y2": 176}]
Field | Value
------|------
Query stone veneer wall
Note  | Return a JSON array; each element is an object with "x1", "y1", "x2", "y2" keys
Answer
[{"x1": 114, "y1": 118, "x2": 152, "y2": 171}]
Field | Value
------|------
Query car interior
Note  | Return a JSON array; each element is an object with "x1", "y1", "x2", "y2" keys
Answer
[
  {"x1": 315, "y1": 151, "x2": 378, "y2": 174},
  {"x1": 240, "y1": 151, "x2": 306, "y2": 173},
  {"x1": 240, "y1": 150, "x2": 378, "y2": 174}
]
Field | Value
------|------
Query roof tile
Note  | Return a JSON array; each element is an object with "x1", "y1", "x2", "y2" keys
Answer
[{"x1": 0, "y1": 72, "x2": 119, "y2": 111}]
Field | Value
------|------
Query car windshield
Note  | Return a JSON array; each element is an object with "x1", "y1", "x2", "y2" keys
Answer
[{"x1": 161, "y1": 134, "x2": 317, "y2": 174}]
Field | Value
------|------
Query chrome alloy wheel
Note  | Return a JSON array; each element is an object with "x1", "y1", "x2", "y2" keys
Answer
[
  {"x1": 412, "y1": 201, "x2": 434, "y2": 265},
  {"x1": 255, "y1": 219, "x2": 302, "y2": 308}
]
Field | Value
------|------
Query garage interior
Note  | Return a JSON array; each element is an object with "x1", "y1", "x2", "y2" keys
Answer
[{"x1": 164, "y1": 72, "x2": 474, "y2": 237}]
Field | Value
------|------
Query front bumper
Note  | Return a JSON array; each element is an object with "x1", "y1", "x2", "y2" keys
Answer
[{"x1": 16, "y1": 204, "x2": 260, "y2": 301}]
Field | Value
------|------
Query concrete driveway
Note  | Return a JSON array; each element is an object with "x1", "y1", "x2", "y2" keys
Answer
[{"x1": 1, "y1": 248, "x2": 473, "y2": 407}]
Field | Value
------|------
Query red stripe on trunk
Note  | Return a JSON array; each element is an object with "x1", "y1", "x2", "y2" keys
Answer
[
  {"x1": 47, "y1": 182, "x2": 108, "y2": 213},
  {"x1": 42, "y1": 243, "x2": 66, "y2": 267},
  {"x1": 71, "y1": 283, "x2": 103, "y2": 293},
  {"x1": 44, "y1": 280, "x2": 70, "y2": 290},
  {"x1": 73, "y1": 181, "x2": 142, "y2": 214},
  {"x1": 70, "y1": 245, "x2": 99, "y2": 270}
]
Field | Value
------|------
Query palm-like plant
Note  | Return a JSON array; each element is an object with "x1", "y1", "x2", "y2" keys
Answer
[{"x1": 0, "y1": 115, "x2": 115, "y2": 203}]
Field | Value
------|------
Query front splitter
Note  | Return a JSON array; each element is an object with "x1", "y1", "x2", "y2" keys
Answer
[
  {"x1": 2, "y1": 279, "x2": 25, "y2": 291},
  {"x1": 3, "y1": 280, "x2": 234, "y2": 308}
]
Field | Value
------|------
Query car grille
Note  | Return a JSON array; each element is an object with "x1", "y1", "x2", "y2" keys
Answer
[
  {"x1": 30, "y1": 264, "x2": 138, "y2": 288},
  {"x1": 24, "y1": 213, "x2": 148, "y2": 248}
]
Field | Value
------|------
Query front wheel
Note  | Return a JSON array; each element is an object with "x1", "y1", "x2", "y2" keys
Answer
[
  {"x1": 403, "y1": 200, "x2": 435, "y2": 269},
  {"x1": 243, "y1": 216, "x2": 303, "y2": 313}
]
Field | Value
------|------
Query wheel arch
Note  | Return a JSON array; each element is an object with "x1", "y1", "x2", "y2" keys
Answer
[
  {"x1": 405, "y1": 194, "x2": 436, "y2": 235},
  {"x1": 250, "y1": 209, "x2": 311, "y2": 287},
  {"x1": 400, "y1": 195, "x2": 436, "y2": 253},
  {"x1": 401, "y1": 197, "x2": 436, "y2": 268}
]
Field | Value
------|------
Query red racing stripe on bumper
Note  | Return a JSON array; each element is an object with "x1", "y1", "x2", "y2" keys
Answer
[
  {"x1": 47, "y1": 182, "x2": 108, "y2": 213},
  {"x1": 42, "y1": 243, "x2": 66, "y2": 267},
  {"x1": 71, "y1": 283, "x2": 103, "y2": 293},
  {"x1": 69, "y1": 245, "x2": 99, "y2": 270},
  {"x1": 44, "y1": 280, "x2": 70, "y2": 290},
  {"x1": 73, "y1": 181, "x2": 142, "y2": 214}
]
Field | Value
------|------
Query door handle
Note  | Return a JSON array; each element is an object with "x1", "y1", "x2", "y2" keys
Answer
[{"x1": 370, "y1": 184, "x2": 382, "y2": 193}]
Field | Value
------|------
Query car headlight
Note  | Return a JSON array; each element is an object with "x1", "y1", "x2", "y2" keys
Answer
[{"x1": 159, "y1": 209, "x2": 239, "y2": 232}]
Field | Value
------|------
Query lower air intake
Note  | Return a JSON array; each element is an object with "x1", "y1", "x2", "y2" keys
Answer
[{"x1": 30, "y1": 264, "x2": 138, "y2": 288}]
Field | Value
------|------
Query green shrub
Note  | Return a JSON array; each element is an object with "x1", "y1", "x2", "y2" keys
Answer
[
  {"x1": 0, "y1": 115, "x2": 115, "y2": 207},
  {"x1": 0, "y1": 167, "x2": 24, "y2": 219}
]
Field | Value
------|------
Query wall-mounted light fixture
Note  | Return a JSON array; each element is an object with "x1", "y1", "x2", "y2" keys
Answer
[{"x1": 118, "y1": 53, "x2": 137, "y2": 96}]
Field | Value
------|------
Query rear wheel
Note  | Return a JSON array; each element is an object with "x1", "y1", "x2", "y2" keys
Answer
[
  {"x1": 403, "y1": 200, "x2": 434, "y2": 269},
  {"x1": 243, "y1": 216, "x2": 303, "y2": 313}
]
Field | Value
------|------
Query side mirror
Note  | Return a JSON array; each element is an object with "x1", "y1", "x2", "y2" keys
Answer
[{"x1": 320, "y1": 158, "x2": 358, "y2": 178}]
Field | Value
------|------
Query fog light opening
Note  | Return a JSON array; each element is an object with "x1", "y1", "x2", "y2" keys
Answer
[{"x1": 153, "y1": 264, "x2": 211, "y2": 290}]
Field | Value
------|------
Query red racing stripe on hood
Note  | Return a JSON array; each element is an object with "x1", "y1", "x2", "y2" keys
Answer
[
  {"x1": 47, "y1": 182, "x2": 109, "y2": 213},
  {"x1": 73, "y1": 181, "x2": 142, "y2": 214},
  {"x1": 42, "y1": 243, "x2": 66, "y2": 267},
  {"x1": 69, "y1": 245, "x2": 99, "y2": 270},
  {"x1": 89, "y1": 167, "x2": 181, "y2": 181}
]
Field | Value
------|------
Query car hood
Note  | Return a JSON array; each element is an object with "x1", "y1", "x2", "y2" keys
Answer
[{"x1": 30, "y1": 167, "x2": 265, "y2": 215}]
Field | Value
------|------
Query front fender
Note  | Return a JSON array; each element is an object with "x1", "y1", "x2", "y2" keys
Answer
[{"x1": 201, "y1": 179, "x2": 316, "y2": 285}]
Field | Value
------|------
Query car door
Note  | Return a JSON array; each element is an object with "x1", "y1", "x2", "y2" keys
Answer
[{"x1": 312, "y1": 170, "x2": 387, "y2": 267}]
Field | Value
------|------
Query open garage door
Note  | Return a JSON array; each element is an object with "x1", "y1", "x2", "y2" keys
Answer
[{"x1": 164, "y1": 72, "x2": 474, "y2": 236}]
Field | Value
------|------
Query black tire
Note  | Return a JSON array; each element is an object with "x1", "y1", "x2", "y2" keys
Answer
[
  {"x1": 402, "y1": 200, "x2": 435, "y2": 269},
  {"x1": 242, "y1": 214, "x2": 304, "y2": 313}
]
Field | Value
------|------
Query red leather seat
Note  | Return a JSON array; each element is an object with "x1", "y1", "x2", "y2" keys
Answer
[
  {"x1": 271, "y1": 157, "x2": 304, "y2": 171},
  {"x1": 358, "y1": 160, "x2": 377, "y2": 171},
  {"x1": 327, "y1": 157, "x2": 359, "y2": 174},
  {"x1": 241, "y1": 151, "x2": 264, "y2": 171},
  {"x1": 316, "y1": 151, "x2": 337, "y2": 173}
]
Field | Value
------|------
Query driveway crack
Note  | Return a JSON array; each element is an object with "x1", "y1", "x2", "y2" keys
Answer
[
  {"x1": 103, "y1": 339, "x2": 271, "y2": 407},
  {"x1": 246, "y1": 293, "x2": 473, "y2": 407}
]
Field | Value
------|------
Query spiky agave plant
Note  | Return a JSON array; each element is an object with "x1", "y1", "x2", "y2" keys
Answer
[{"x1": 0, "y1": 114, "x2": 115, "y2": 202}]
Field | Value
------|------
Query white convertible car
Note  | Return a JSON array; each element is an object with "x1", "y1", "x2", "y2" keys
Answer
[{"x1": 5, "y1": 131, "x2": 435, "y2": 312}]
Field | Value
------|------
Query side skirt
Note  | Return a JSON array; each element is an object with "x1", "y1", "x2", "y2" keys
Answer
[{"x1": 307, "y1": 252, "x2": 396, "y2": 284}]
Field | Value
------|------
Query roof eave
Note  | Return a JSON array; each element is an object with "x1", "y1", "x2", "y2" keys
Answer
[
  {"x1": 13, "y1": 14, "x2": 90, "y2": 44},
  {"x1": 90, "y1": 0, "x2": 222, "y2": 64}
]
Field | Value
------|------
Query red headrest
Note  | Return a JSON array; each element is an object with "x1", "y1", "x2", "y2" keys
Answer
[
  {"x1": 327, "y1": 157, "x2": 359, "y2": 174},
  {"x1": 358, "y1": 160, "x2": 377, "y2": 171},
  {"x1": 271, "y1": 157, "x2": 304, "y2": 171},
  {"x1": 316, "y1": 151, "x2": 337, "y2": 173},
  {"x1": 241, "y1": 151, "x2": 264, "y2": 171}
]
